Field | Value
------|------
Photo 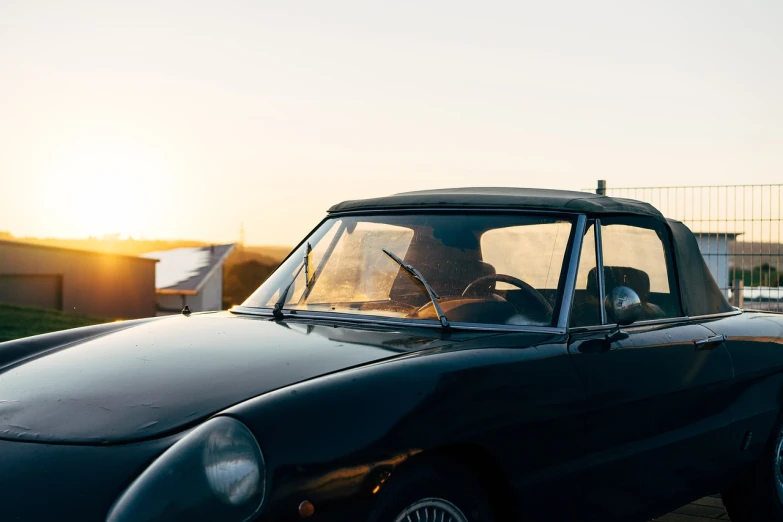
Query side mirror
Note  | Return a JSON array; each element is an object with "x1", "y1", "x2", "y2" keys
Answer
[{"x1": 605, "y1": 286, "x2": 642, "y2": 326}]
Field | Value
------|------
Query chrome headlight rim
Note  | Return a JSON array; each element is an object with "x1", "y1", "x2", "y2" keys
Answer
[
  {"x1": 202, "y1": 416, "x2": 266, "y2": 508},
  {"x1": 107, "y1": 415, "x2": 266, "y2": 522}
]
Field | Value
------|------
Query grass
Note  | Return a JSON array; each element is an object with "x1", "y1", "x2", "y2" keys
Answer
[{"x1": 0, "y1": 302, "x2": 112, "y2": 343}]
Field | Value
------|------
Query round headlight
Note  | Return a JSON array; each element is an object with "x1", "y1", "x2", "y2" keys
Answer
[
  {"x1": 203, "y1": 421, "x2": 263, "y2": 505},
  {"x1": 107, "y1": 416, "x2": 266, "y2": 522}
]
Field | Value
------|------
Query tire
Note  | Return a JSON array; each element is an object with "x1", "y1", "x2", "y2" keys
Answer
[
  {"x1": 368, "y1": 458, "x2": 495, "y2": 522},
  {"x1": 722, "y1": 423, "x2": 783, "y2": 521}
]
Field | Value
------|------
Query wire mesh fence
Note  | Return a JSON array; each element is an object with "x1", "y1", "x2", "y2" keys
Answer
[{"x1": 584, "y1": 182, "x2": 783, "y2": 312}]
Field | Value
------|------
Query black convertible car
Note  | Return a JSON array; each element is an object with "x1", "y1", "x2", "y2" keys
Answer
[{"x1": 1, "y1": 188, "x2": 782, "y2": 522}]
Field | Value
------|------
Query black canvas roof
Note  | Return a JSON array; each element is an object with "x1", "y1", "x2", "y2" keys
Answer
[
  {"x1": 667, "y1": 219, "x2": 734, "y2": 316},
  {"x1": 328, "y1": 187, "x2": 665, "y2": 220}
]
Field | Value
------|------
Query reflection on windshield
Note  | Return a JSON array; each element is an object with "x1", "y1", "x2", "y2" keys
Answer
[
  {"x1": 272, "y1": 242, "x2": 311, "y2": 319},
  {"x1": 242, "y1": 214, "x2": 573, "y2": 327},
  {"x1": 382, "y1": 247, "x2": 450, "y2": 328}
]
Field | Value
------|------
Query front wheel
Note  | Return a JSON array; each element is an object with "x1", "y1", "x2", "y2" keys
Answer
[
  {"x1": 722, "y1": 424, "x2": 783, "y2": 521},
  {"x1": 393, "y1": 498, "x2": 471, "y2": 522},
  {"x1": 368, "y1": 458, "x2": 494, "y2": 522}
]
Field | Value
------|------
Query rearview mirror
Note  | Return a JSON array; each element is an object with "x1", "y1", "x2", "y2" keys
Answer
[{"x1": 605, "y1": 286, "x2": 642, "y2": 326}]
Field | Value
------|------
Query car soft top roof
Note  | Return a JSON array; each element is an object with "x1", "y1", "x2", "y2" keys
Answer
[
  {"x1": 667, "y1": 218, "x2": 734, "y2": 316},
  {"x1": 330, "y1": 188, "x2": 734, "y2": 318},
  {"x1": 328, "y1": 187, "x2": 665, "y2": 220}
]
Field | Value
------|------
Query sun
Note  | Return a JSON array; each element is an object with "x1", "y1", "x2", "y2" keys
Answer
[{"x1": 40, "y1": 139, "x2": 170, "y2": 238}]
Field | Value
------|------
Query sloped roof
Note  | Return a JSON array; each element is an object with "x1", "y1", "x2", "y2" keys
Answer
[
  {"x1": 141, "y1": 244, "x2": 236, "y2": 295},
  {"x1": 0, "y1": 239, "x2": 158, "y2": 263},
  {"x1": 328, "y1": 187, "x2": 664, "y2": 220}
]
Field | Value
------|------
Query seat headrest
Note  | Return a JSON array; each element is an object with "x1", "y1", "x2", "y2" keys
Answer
[{"x1": 587, "y1": 266, "x2": 651, "y2": 300}]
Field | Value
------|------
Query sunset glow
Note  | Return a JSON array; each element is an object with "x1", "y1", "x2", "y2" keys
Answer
[
  {"x1": 1, "y1": 1, "x2": 782, "y2": 246},
  {"x1": 36, "y1": 139, "x2": 171, "y2": 238}
]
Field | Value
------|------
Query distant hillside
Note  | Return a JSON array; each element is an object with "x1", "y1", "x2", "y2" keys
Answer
[
  {"x1": 3, "y1": 236, "x2": 207, "y2": 256},
  {"x1": 223, "y1": 247, "x2": 291, "y2": 307},
  {"x1": 241, "y1": 245, "x2": 292, "y2": 263}
]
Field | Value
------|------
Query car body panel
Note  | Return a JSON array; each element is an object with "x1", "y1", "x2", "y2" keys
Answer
[
  {"x1": 0, "y1": 312, "x2": 470, "y2": 443},
  {"x1": 3, "y1": 189, "x2": 783, "y2": 522},
  {"x1": 569, "y1": 321, "x2": 736, "y2": 521},
  {"x1": 224, "y1": 328, "x2": 587, "y2": 521},
  {"x1": 702, "y1": 312, "x2": 783, "y2": 470},
  {"x1": 0, "y1": 433, "x2": 182, "y2": 521}
]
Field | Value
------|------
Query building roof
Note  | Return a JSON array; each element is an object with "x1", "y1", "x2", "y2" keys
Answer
[
  {"x1": 141, "y1": 244, "x2": 236, "y2": 295},
  {"x1": 0, "y1": 239, "x2": 159, "y2": 263},
  {"x1": 328, "y1": 187, "x2": 664, "y2": 219}
]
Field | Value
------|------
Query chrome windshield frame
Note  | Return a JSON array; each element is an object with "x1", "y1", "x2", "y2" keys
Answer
[
  {"x1": 595, "y1": 218, "x2": 607, "y2": 325},
  {"x1": 230, "y1": 306, "x2": 568, "y2": 335},
  {"x1": 235, "y1": 208, "x2": 588, "y2": 331},
  {"x1": 556, "y1": 214, "x2": 586, "y2": 329}
]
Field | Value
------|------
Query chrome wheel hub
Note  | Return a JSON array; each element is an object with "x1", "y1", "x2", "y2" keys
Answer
[
  {"x1": 393, "y1": 498, "x2": 469, "y2": 522},
  {"x1": 776, "y1": 433, "x2": 783, "y2": 503}
]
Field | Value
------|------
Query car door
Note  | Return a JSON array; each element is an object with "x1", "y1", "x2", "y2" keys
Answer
[{"x1": 567, "y1": 217, "x2": 735, "y2": 522}]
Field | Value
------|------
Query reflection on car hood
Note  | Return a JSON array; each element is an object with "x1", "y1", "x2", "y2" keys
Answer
[{"x1": 0, "y1": 312, "x2": 452, "y2": 444}]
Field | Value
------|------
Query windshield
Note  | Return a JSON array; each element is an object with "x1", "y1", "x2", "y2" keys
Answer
[{"x1": 242, "y1": 213, "x2": 574, "y2": 327}]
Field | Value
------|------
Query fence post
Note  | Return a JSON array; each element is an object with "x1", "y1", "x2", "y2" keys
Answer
[
  {"x1": 596, "y1": 180, "x2": 606, "y2": 196},
  {"x1": 732, "y1": 279, "x2": 744, "y2": 308}
]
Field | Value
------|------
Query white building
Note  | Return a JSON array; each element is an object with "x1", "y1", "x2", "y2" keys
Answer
[
  {"x1": 141, "y1": 244, "x2": 236, "y2": 315},
  {"x1": 693, "y1": 232, "x2": 740, "y2": 297}
]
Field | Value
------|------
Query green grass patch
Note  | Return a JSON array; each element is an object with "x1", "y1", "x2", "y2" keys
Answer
[{"x1": 0, "y1": 302, "x2": 112, "y2": 343}]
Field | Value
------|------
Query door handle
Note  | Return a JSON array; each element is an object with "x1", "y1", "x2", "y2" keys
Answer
[{"x1": 694, "y1": 334, "x2": 727, "y2": 350}]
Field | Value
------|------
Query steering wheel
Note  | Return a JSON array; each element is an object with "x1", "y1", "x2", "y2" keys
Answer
[{"x1": 462, "y1": 274, "x2": 553, "y2": 316}]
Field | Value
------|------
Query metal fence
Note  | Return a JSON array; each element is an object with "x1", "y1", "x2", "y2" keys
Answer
[{"x1": 585, "y1": 182, "x2": 783, "y2": 311}]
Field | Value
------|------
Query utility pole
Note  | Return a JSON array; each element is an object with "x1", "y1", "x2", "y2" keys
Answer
[{"x1": 239, "y1": 222, "x2": 246, "y2": 261}]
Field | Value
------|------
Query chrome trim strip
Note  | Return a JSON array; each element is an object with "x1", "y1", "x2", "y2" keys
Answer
[
  {"x1": 595, "y1": 219, "x2": 607, "y2": 325},
  {"x1": 558, "y1": 214, "x2": 587, "y2": 329},
  {"x1": 568, "y1": 324, "x2": 616, "y2": 333},
  {"x1": 230, "y1": 306, "x2": 567, "y2": 334},
  {"x1": 689, "y1": 310, "x2": 743, "y2": 320},
  {"x1": 568, "y1": 317, "x2": 686, "y2": 333},
  {"x1": 630, "y1": 316, "x2": 690, "y2": 326},
  {"x1": 568, "y1": 310, "x2": 743, "y2": 333}
]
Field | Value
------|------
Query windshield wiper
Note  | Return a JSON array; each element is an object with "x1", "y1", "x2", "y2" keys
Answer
[
  {"x1": 382, "y1": 248, "x2": 450, "y2": 329},
  {"x1": 272, "y1": 243, "x2": 311, "y2": 320}
]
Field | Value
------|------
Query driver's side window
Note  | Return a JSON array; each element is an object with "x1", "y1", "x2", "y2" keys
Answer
[
  {"x1": 600, "y1": 218, "x2": 682, "y2": 321},
  {"x1": 570, "y1": 218, "x2": 683, "y2": 327}
]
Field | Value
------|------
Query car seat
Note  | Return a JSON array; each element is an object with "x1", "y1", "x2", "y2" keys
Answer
[{"x1": 571, "y1": 266, "x2": 666, "y2": 326}]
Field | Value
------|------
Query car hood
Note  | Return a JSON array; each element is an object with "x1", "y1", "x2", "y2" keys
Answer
[{"x1": 0, "y1": 312, "x2": 453, "y2": 444}]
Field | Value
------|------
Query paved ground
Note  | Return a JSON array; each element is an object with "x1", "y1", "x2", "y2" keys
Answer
[{"x1": 652, "y1": 496, "x2": 729, "y2": 521}]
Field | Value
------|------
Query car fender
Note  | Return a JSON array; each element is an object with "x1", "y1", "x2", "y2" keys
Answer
[
  {"x1": 222, "y1": 332, "x2": 584, "y2": 519},
  {"x1": 705, "y1": 311, "x2": 783, "y2": 465}
]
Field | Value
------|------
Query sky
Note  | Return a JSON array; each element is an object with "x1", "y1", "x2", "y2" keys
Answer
[{"x1": 1, "y1": 0, "x2": 781, "y2": 245}]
